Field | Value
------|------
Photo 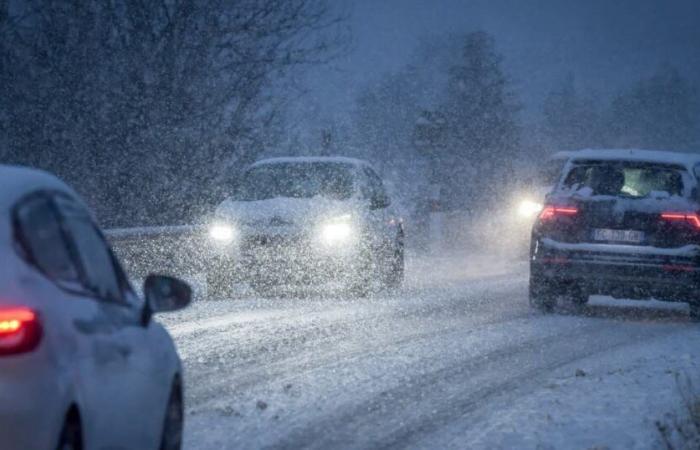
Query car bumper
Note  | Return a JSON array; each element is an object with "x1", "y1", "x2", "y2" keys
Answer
[
  {"x1": 531, "y1": 238, "x2": 700, "y2": 301},
  {"x1": 241, "y1": 245, "x2": 363, "y2": 284},
  {"x1": 208, "y1": 237, "x2": 365, "y2": 285},
  {"x1": 0, "y1": 358, "x2": 66, "y2": 450}
]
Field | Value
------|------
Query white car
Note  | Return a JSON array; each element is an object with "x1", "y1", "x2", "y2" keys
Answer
[
  {"x1": 0, "y1": 166, "x2": 191, "y2": 450},
  {"x1": 205, "y1": 156, "x2": 404, "y2": 297}
]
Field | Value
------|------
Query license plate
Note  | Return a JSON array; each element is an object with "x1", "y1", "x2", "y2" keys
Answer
[{"x1": 593, "y1": 228, "x2": 644, "y2": 244}]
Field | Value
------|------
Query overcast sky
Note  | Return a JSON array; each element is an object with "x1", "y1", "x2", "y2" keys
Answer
[{"x1": 294, "y1": 0, "x2": 700, "y2": 146}]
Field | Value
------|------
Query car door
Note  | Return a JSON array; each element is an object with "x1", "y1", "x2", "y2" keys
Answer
[{"x1": 54, "y1": 195, "x2": 166, "y2": 449}]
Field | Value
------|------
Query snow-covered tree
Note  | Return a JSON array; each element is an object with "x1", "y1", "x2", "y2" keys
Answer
[
  {"x1": 608, "y1": 65, "x2": 700, "y2": 150},
  {"x1": 542, "y1": 74, "x2": 602, "y2": 152},
  {"x1": 0, "y1": 0, "x2": 347, "y2": 226},
  {"x1": 437, "y1": 31, "x2": 520, "y2": 211}
]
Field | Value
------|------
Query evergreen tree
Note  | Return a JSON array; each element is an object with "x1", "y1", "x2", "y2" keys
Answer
[
  {"x1": 542, "y1": 74, "x2": 602, "y2": 152},
  {"x1": 438, "y1": 31, "x2": 520, "y2": 210},
  {"x1": 608, "y1": 65, "x2": 699, "y2": 150}
]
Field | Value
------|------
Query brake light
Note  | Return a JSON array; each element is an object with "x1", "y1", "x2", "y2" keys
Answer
[
  {"x1": 660, "y1": 212, "x2": 700, "y2": 229},
  {"x1": 539, "y1": 206, "x2": 578, "y2": 220},
  {"x1": 0, "y1": 307, "x2": 42, "y2": 356}
]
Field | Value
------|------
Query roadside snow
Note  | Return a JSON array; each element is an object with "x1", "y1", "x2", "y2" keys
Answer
[
  {"x1": 422, "y1": 298, "x2": 700, "y2": 450},
  {"x1": 164, "y1": 253, "x2": 700, "y2": 450}
]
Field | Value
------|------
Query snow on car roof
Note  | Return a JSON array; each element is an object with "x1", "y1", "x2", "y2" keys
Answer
[
  {"x1": 0, "y1": 165, "x2": 75, "y2": 212},
  {"x1": 550, "y1": 150, "x2": 576, "y2": 161},
  {"x1": 249, "y1": 156, "x2": 371, "y2": 169},
  {"x1": 566, "y1": 148, "x2": 700, "y2": 170}
]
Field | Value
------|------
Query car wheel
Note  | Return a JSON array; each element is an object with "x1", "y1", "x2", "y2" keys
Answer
[
  {"x1": 689, "y1": 303, "x2": 700, "y2": 322},
  {"x1": 348, "y1": 249, "x2": 376, "y2": 297},
  {"x1": 56, "y1": 410, "x2": 82, "y2": 450},
  {"x1": 566, "y1": 284, "x2": 589, "y2": 306},
  {"x1": 250, "y1": 279, "x2": 280, "y2": 298},
  {"x1": 160, "y1": 381, "x2": 184, "y2": 450},
  {"x1": 206, "y1": 269, "x2": 233, "y2": 299},
  {"x1": 529, "y1": 275, "x2": 556, "y2": 312},
  {"x1": 382, "y1": 242, "x2": 404, "y2": 290}
]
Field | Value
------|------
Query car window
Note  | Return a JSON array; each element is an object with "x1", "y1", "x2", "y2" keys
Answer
[
  {"x1": 55, "y1": 198, "x2": 124, "y2": 303},
  {"x1": 236, "y1": 162, "x2": 355, "y2": 201},
  {"x1": 563, "y1": 162, "x2": 685, "y2": 198},
  {"x1": 14, "y1": 194, "x2": 79, "y2": 283}
]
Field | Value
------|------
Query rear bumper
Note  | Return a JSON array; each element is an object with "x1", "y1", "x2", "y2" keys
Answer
[{"x1": 531, "y1": 238, "x2": 700, "y2": 301}]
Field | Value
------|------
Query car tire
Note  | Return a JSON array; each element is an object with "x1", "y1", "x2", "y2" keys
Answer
[
  {"x1": 689, "y1": 303, "x2": 700, "y2": 322},
  {"x1": 567, "y1": 284, "x2": 589, "y2": 306},
  {"x1": 529, "y1": 275, "x2": 556, "y2": 312},
  {"x1": 160, "y1": 381, "x2": 184, "y2": 450},
  {"x1": 382, "y1": 242, "x2": 404, "y2": 290},
  {"x1": 206, "y1": 269, "x2": 233, "y2": 300},
  {"x1": 250, "y1": 278, "x2": 280, "y2": 298},
  {"x1": 56, "y1": 410, "x2": 82, "y2": 450},
  {"x1": 348, "y1": 249, "x2": 376, "y2": 297}
]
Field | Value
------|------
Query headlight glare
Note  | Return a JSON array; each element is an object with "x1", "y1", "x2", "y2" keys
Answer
[
  {"x1": 209, "y1": 223, "x2": 235, "y2": 243},
  {"x1": 518, "y1": 199, "x2": 543, "y2": 218},
  {"x1": 321, "y1": 222, "x2": 352, "y2": 244}
]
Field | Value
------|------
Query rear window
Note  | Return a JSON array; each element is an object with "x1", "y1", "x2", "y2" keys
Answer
[{"x1": 562, "y1": 161, "x2": 685, "y2": 198}]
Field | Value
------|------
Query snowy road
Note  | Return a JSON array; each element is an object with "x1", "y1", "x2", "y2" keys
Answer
[{"x1": 158, "y1": 255, "x2": 700, "y2": 449}]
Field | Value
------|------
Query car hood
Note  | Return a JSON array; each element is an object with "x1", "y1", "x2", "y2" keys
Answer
[{"x1": 215, "y1": 196, "x2": 360, "y2": 231}]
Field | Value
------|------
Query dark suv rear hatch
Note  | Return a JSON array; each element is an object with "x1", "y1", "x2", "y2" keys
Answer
[{"x1": 542, "y1": 160, "x2": 700, "y2": 249}]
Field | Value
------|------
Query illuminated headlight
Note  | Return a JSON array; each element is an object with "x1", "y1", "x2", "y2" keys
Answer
[
  {"x1": 518, "y1": 199, "x2": 543, "y2": 218},
  {"x1": 209, "y1": 223, "x2": 235, "y2": 243},
  {"x1": 319, "y1": 215, "x2": 354, "y2": 245}
]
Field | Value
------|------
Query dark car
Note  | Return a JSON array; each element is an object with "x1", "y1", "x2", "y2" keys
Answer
[{"x1": 529, "y1": 149, "x2": 700, "y2": 320}]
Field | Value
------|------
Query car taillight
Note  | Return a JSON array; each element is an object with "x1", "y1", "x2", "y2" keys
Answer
[
  {"x1": 660, "y1": 212, "x2": 700, "y2": 230},
  {"x1": 539, "y1": 205, "x2": 578, "y2": 221},
  {"x1": 0, "y1": 307, "x2": 42, "y2": 356}
]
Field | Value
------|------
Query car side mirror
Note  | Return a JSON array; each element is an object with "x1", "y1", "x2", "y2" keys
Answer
[
  {"x1": 141, "y1": 274, "x2": 192, "y2": 325},
  {"x1": 370, "y1": 193, "x2": 390, "y2": 210}
]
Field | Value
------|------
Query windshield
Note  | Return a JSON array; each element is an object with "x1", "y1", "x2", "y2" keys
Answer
[
  {"x1": 235, "y1": 162, "x2": 355, "y2": 201},
  {"x1": 562, "y1": 161, "x2": 686, "y2": 198}
]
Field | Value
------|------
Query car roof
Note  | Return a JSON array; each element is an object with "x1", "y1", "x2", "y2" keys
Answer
[
  {"x1": 565, "y1": 148, "x2": 700, "y2": 170},
  {"x1": 549, "y1": 150, "x2": 576, "y2": 161},
  {"x1": 249, "y1": 156, "x2": 371, "y2": 170},
  {"x1": 0, "y1": 165, "x2": 78, "y2": 214}
]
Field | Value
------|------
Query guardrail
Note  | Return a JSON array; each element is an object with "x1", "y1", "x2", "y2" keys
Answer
[{"x1": 105, "y1": 224, "x2": 209, "y2": 277}]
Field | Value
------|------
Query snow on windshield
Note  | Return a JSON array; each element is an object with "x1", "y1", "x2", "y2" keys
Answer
[{"x1": 235, "y1": 163, "x2": 355, "y2": 201}]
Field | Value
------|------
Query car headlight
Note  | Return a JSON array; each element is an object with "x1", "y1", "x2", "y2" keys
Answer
[
  {"x1": 319, "y1": 215, "x2": 354, "y2": 245},
  {"x1": 518, "y1": 199, "x2": 543, "y2": 218},
  {"x1": 209, "y1": 223, "x2": 235, "y2": 243}
]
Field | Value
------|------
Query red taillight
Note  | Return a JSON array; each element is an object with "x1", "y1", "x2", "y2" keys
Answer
[
  {"x1": 539, "y1": 205, "x2": 578, "y2": 221},
  {"x1": 661, "y1": 212, "x2": 700, "y2": 229},
  {"x1": 0, "y1": 307, "x2": 42, "y2": 356}
]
